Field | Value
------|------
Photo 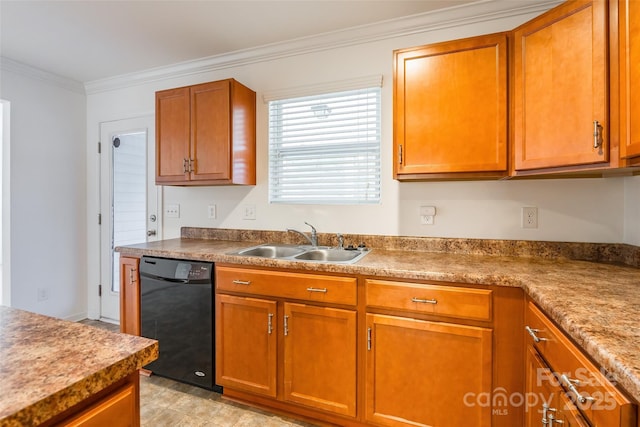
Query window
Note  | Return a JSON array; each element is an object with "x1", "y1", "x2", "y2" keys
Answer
[{"x1": 267, "y1": 77, "x2": 381, "y2": 204}]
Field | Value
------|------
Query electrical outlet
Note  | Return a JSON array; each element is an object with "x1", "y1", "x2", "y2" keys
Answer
[
  {"x1": 421, "y1": 215, "x2": 434, "y2": 225},
  {"x1": 165, "y1": 204, "x2": 180, "y2": 218},
  {"x1": 420, "y1": 206, "x2": 436, "y2": 225},
  {"x1": 208, "y1": 205, "x2": 217, "y2": 219},
  {"x1": 522, "y1": 206, "x2": 538, "y2": 229},
  {"x1": 242, "y1": 205, "x2": 256, "y2": 220}
]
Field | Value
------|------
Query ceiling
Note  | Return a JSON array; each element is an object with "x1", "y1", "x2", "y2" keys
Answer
[{"x1": 0, "y1": 0, "x2": 477, "y2": 84}]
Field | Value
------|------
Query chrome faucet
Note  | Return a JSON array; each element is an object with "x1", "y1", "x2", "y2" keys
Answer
[{"x1": 286, "y1": 222, "x2": 318, "y2": 246}]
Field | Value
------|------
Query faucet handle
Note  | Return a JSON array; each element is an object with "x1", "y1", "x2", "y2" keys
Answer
[{"x1": 336, "y1": 233, "x2": 344, "y2": 249}]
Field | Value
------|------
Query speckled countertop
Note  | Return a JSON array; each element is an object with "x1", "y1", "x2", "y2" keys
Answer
[
  {"x1": 117, "y1": 228, "x2": 640, "y2": 406},
  {"x1": 0, "y1": 306, "x2": 158, "y2": 427}
]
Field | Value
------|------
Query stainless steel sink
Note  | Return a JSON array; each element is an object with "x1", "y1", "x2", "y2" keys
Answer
[
  {"x1": 293, "y1": 248, "x2": 365, "y2": 263},
  {"x1": 236, "y1": 244, "x2": 306, "y2": 258},
  {"x1": 230, "y1": 244, "x2": 369, "y2": 264}
]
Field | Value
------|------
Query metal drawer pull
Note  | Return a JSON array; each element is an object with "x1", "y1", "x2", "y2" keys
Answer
[
  {"x1": 525, "y1": 326, "x2": 547, "y2": 343},
  {"x1": 284, "y1": 315, "x2": 289, "y2": 336},
  {"x1": 561, "y1": 375, "x2": 595, "y2": 404},
  {"x1": 411, "y1": 297, "x2": 437, "y2": 304},
  {"x1": 232, "y1": 280, "x2": 251, "y2": 285},
  {"x1": 306, "y1": 287, "x2": 328, "y2": 293},
  {"x1": 367, "y1": 327, "x2": 372, "y2": 351},
  {"x1": 267, "y1": 313, "x2": 274, "y2": 335}
]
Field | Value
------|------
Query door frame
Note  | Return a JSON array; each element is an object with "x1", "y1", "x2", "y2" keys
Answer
[{"x1": 93, "y1": 115, "x2": 161, "y2": 322}]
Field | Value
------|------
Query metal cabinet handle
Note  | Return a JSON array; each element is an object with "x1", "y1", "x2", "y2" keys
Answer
[
  {"x1": 542, "y1": 403, "x2": 549, "y2": 425},
  {"x1": 542, "y1": 404, "x2": 562, "y2": 426},
  {"x1": 183, "y1": 158, "x2": 189, "y2": 174},
  {"x1": 129, "y1": 268, "x2": 137, "y2": 283},
  {"x1": 232, "y1": 280, "x2": 251, "y2": 285},
  {"x1": 284, "y1": 315, "x2": 289, "y2": 336},
  {"x1": 267, "y1": 313, "x2": 274, "y2": 335},
  {"x1": 367, "y1": 327, "x2": 372, "y2": 351},
  {"x1": 306, "y1": 287, "x2": 327, "y2": 293},
  {"x1": 593, "y1": 120, "x2": 602, "y2": 149},
  {"x1": 560, "y1": 374, "x2": 595, "y2": 404},
  {"x1": 525, "y1": 326, "x2": 547, "y2": 343},
  {"x1": 411, "y1": 297, "x2": 437, "y2": 304},
  {"x1": 188, "y1": 158, "x2": 194, "y2": 173}
]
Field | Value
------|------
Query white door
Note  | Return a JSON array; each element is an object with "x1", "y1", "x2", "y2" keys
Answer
[{"x1": 99, "y1": 116, "x2": 160, "y2": 322}]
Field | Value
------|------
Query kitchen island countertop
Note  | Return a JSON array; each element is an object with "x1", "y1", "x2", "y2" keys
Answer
[
  {"x1": 0, "y1": 306, "x2": 158, "y2": 427},
  {"x1": 117, "y1": 235, "x2": 640, "y2": 405}
]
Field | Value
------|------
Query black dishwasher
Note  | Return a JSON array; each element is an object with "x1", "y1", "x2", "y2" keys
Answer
[{"x1": 139, "y1": 256, "x2": 221, "y2": 392}]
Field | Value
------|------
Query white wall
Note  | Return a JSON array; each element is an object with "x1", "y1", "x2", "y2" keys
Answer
[
  {"x1": 624, "y1": 175, "x2": 640, "y2": 245},
  {"x1": 0, "y1": 62, "x2": 87, "y2": 320}
]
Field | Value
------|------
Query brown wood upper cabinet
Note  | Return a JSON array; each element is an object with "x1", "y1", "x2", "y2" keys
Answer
[
  {"x1": 619, "y1": 0, "x2": 640, "y2": 161},
  {"x1": 512, "y1": 0, "x2": 610, "y2": 172},
  {"x1": 393, "y1": 33, "x2": 508, "y2": 180},
  {"x1": 155, "y1": 79, "x2": 256, "y2": 186}
]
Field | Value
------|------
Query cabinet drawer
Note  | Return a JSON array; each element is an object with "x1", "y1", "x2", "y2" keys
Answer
[
  {"x1": 60, "y1": 382, "x2": 136, "y2": 427},
  {"x1": 216, "y1": 266, "x2": 357, "y2": 306},
  {"x1": 525, "y1": 301, "x2": 636, "y2": 427},
  {"x1": 365, "y1": 279, "x2": 492, "y2": 321}
]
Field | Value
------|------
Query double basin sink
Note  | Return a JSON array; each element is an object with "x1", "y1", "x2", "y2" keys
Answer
[{"x1": 231, "y1": 244, "x2": 369, "y2": 264}]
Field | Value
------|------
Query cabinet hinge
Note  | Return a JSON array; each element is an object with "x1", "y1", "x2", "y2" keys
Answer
[
  {"x1": 98, "y1": 142, "x2": 101, "y2": 154},
  {"x1": 98, "y1": 213, "x2": 102, "y2": 225},
  {"x1": 98, "y1": 284, "x2": 102, "y2": 297}
]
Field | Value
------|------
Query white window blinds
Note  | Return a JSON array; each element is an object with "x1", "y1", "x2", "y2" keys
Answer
[{"x1": 268, "y1": 82, "x2": 381, "y2": 205}]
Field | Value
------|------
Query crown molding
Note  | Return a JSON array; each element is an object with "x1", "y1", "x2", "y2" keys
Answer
[
  {"x1": 0, "y1": 57, "x2": 85, "y2": 95},
  {"x1": 84, "y1": 0, "x2": 561, "y2": 95}
]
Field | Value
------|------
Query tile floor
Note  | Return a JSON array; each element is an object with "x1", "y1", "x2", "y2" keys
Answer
[{"x1": 80, "y1": 319, "x2": 317, "y2": 427}]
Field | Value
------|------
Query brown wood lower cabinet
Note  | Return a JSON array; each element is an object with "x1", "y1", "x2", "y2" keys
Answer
[
  {"x1": 119, "y1": 256, "x2": 140, "y2": 335},
  {"x1": 526, "y1": 346, "x2": 591, "y2": 427},
  {"x1": 365, "y1": 314, "x2": 493, "y2": 427},
  {"x1": 215, "y1": 266, "x2": 528, "y2": 426},
  {"x1": 216, "y1": 294, "x2": 277, "y2": 397},
  {"x1": 60, "y1": 382, "x2": 138, "y2": 427},
  {"x1": 215, "y1": 265, "x2": 358, "y2": 420},
  {"x1": 524, "y1": 301, "x2": 637, "y2": 427},
  {"x1": 283, "y1": 303, "x2": 357, "y2": 417}
]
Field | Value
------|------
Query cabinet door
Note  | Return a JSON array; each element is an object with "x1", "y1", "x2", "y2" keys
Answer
[
  {"x1": 525, "y1": 346, "x2": 590, "y2": 427},
  {"x1": 513, "y1": 0, "x2": 609, "y2": 170},
  {"x1": 156, "y1": 87, "x2": 190, "y2": 183},
  {"x1": 366, "y1": 314, "x2": 492, "y2": 427},
  {"x1": 283, "y1": 303, "x2": 357, "y2": 417},
  {"x1": 394, "y1": 33, "x2": 508, "y2": 178},
  {"x1": 216, "y1": 294, "x2": 277, "y2": 397},
  {"x1": 190, "y1": 81, "x2": 231, "y2": 182},
  {"x1": 525, "y1": 346, "x2": 559, "y2": 427},
  {"x1": 620, "y1": 0, "x2": 640, "y2": 158},
  {"x1": 119, "y1": 257, "x2": 140, "y2": 335}
]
